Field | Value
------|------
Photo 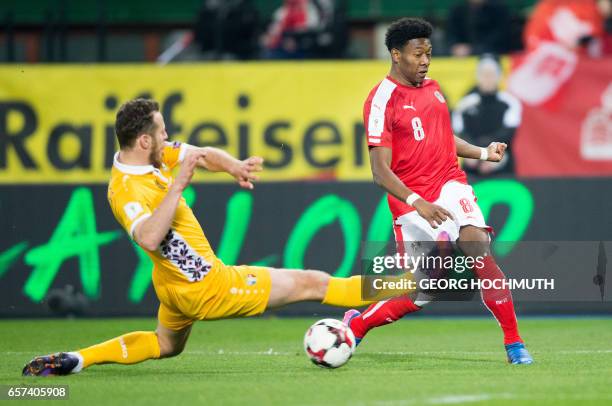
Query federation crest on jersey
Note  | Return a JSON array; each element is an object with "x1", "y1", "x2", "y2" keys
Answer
[
  {"x1": 246, "y1": 274, "x2": 257, "y2": 286},
  {"x1": 434, "y1": 90, "x2": 446, "y2": 104}
]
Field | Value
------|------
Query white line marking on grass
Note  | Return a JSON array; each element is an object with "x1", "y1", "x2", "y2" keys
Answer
[
  {"x1": 372, "y1": 351, "x2": 498, "y2": 356},
  {"x1": 558, "y1": 350, "x2": 612, "y2": 354},
  {"x1": 370, "y1": 393, "x2": 612, "y2": 406},
  {"x1": 371, "y1": 393, "x2": 515, "y2": 406},
  {"x1": 185, "y1": 349, "x2": 292, "y2": 356},
  {"x1": 426, "y1": 394, "x2": 505, "y2": 404}
]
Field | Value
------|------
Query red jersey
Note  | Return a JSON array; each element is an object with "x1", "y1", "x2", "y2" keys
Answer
[{"x1": 364, "y1": 76, "x2": 467, "y2": 219}]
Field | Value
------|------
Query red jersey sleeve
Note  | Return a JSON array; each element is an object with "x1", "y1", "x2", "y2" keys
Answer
[{"x1": 364, "y1": 79, "x2": 397, "y2": 148}]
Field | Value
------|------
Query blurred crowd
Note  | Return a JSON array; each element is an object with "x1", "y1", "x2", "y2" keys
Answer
[
  {"x1": 187, "y1": 0, "x2": 612, "y2": 61},
  {"x1": 191, "y1": 0, "x2": 348, "y2": 60}
]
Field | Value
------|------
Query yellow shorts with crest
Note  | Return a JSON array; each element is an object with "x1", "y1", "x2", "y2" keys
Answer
[{"x1": 154, "y1": 264, "x2": 271, "y2": 331}]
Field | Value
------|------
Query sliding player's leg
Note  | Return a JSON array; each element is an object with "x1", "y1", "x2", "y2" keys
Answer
[
  {"x1": 267, "y1": 268, "x2": 372, "y2": 309},
  {"x1": 156, "y1": 322, "x2": 193, "y2": 358},
  {"x1": 457, "y1": 225, "x2": 532, "y2": 364},
  {"x1": 180, "y1": 265, "x2": 373, "y2": 322},
  {"x1": 75, "y1": 320, "x2": 192, "y2": 367},
  {"x1": 21, "y1": 265, "x2": 373, "y2": 376},
  {"x1": 22, "y1": 308, "x2": 193, "y2": 376}
]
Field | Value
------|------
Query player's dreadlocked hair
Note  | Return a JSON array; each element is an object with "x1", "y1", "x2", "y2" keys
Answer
[
  {"x1": 385, "y1": 18, "x2": 433, "y2": 52},
  {"x1": 115, "y1": 98, "x2": 160, "y2": 148}
]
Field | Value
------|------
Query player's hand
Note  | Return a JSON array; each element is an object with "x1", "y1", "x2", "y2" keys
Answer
[
  {"x1": 172, "y1": 152, "x2": 200, "y2": 192},
  {"x1": 413, "y1": 199, "x2": 453, "y2": 229},
  {"x1": 230, "y1": 156, "x2": 263, "y2": 190},
  {"x1": 486, "y1": 142, "x2": 507, "y2": 162}
]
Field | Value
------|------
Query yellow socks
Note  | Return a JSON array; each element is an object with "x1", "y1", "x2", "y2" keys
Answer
[
  {"x1": 78, "y1": 331, "x2": 160, "y2": 369},
  {"x1": 322, "y1": 276, "x2": 374, "y2": 307},
  {"x1": 322, "y1": 273, "x2": 417, "y2": 307}
]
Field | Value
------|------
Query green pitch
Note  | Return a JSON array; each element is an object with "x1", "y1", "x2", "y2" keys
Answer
[{"x1": 1, "y1": 317, "x2": 611, "y2": 405}]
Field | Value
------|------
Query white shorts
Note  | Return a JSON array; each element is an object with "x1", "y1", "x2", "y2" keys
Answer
[{"x1": 393, "y1": 181, "x2": 491, "y2": 243}]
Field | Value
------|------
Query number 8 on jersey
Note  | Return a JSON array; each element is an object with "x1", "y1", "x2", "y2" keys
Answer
[{"x1": 411, "y1": 117, "x2": 425, "y2": 140}]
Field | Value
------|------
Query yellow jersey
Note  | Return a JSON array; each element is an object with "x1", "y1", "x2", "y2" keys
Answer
[{"x1": 108, "y1": 141, "x2": 221, "y2": 285}]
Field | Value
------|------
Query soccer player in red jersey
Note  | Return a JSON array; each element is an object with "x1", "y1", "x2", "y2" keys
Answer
[{"x1": 344, "y1": 18, "x2": 533, "y2": 364}]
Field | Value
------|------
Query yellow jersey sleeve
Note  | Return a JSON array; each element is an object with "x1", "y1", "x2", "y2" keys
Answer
[
  {"x1": 162, "y1": 141, "x2": 187, "y2": 170},
  {"x1": 108, "y1": 180, "x2": 153, "y2": 239}
]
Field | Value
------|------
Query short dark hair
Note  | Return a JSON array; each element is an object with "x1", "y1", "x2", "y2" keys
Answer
[
  {"x1": 115, "y1": 98, "x2": 160, "y2": 148},
  {"x1": 385, "y1": 18, "x2": 433, "y2": 52}
]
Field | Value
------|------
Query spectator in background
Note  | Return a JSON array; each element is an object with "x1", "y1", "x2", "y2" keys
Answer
[
  {"x1": 452, "y1": 56, "x2": 521, "y2": 176},
  {"x1": 193, "y1": 0, "x2": 260, "y2": 60},
  {"x1": 523, "y1": 0, "x2": 607, "y2": 56},
  {"x1": 262, "y1": 0, "x2": 347, "y2": 59},
  {"x1": 446, "y1": 0, "x2": 512, "y2": 57}
]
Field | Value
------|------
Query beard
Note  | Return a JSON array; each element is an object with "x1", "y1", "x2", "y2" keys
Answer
[{"x1": 149, "y1": 137, "x2": 163, "y2": 168}]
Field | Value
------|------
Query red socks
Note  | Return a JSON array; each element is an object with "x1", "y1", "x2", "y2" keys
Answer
[
  {"x1": 349, "y1": 295, "x2": 422, "y2": 339},
  {"x1": 473, "y1": 255, "x2": 522, "y2": 345},
  {"x1": 349, "y1": 255, "x2": 522, "y2": 345}
]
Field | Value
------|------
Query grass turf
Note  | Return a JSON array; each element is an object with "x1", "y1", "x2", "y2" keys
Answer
[{"x1": 1, "y1": 317, "x2": 611, "y2": 405}]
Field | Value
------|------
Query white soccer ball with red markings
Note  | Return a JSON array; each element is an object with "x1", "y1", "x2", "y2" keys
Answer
[{"x1": 303, "y1": 318, "x2": 356, "y2": 368}]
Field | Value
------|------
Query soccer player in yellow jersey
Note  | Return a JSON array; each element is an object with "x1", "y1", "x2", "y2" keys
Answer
[{"x1": 22, "y1": 98, "x2": 371, "y2": 376}]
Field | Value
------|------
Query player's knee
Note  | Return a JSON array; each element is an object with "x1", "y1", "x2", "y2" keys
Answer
[
  {"x1": 461, "y1": 224, "x2": 491, "y2": 240},
  {"x1": 159, "y1": 344, "x2": 185, "y2": 359},
  {"x1": 458, "y1": 226, "x2": 490, "y2": 257},
  {"x1": 157, "y1": 334, "x2": 186, "y2": 359}
]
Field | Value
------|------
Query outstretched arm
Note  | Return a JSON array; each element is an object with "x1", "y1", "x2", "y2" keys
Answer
[
  {"x1": 454, "y1": 135, "x2": 507, "y2": 162},
  {"x1": 185, "y1": 145, "x2": 264, "y2": 190}
]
